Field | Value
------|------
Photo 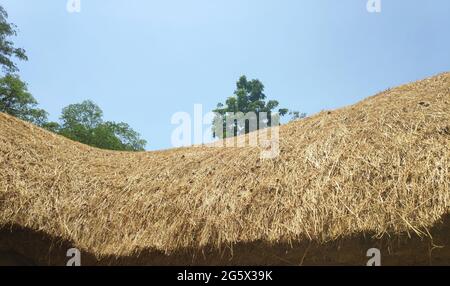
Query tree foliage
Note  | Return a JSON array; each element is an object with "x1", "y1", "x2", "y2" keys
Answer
[
  {"x1": 0, "y1": 74, "x2": 48, "y2": 125},
  {"x1": 288, "y1": 110, "x2": 307, "y2": 121},
  {"x1": 0, "y1": 6, "x2": 27, "y2": 74},
  {"x1": 57, "y1": 100, "x2": 147, "y2": 151},
  {"x1": 0, "y1": 5, "x2": 147, "y2": 152},
  {"x1": 213, "y1": 75, "x2": 289, "y2": 138},
  {"x1": 0, "y1": 5, "x2": 47, "y2": 126}
]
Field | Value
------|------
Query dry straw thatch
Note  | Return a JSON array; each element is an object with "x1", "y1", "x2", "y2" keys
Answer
[{"x1": 0, "y1": 72, "x2": 449, "y2": 265}]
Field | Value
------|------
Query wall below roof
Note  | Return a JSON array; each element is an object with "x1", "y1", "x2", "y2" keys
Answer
[{"x1": 1, "y1": 214, "x2": 449, "y2": 266}]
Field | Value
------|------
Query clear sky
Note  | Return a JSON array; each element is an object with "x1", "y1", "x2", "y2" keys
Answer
[{"x1": 2, "y1": 0, "x2": 450, "y2": 150}]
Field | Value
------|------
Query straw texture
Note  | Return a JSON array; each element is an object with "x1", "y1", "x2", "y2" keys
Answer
[{"x1": 0, "y1": 72, "x2": 449, "y2": 262}]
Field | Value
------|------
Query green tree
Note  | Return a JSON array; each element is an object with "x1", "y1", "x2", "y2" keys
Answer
[
  {"x1": 213, "y1": 75, "x2": 289, "y2": 138},
  {"x1": 41, "y1": 121, "x2": 61, "y2": 133},
  {"x1": 0, "y1": 5, "x2": 27, "y2": 73},
  {"x1": 289, "y1": 110, "x2": 307, "y2": 121},
  {"x1": 0, "y1": 74, "x2": 48, "y2": 125},
  {"x1": 60, "y1": 99, "x2": 103, "y2": 131},
  {"x1": 0, "y1": 5, "x2": 146, "y2": 152},
  {"x1": 0, "y1": 5, "x2": 49, "y2": 126},
  {"x1": 104, "y1": 121, "x2": 148, "y2": 151},
  {"x1": 58, "y1": 100, "x2": 147, "y2": 151}
]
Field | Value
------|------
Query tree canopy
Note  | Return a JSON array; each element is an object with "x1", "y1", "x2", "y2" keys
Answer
[
  {"x1": 0, "y1": 5, "x2": 147, "y2": 152},
  {"x1": 57, "y1": 100, "x2": 147, "y2": 151},
  {"x1": 0, "y1": 6, "x2": 27, "y2": 74},
  {"x1": 0, "y1": 5, "x2": 47, "y2": 126},
  {"x1": 213, "y1": 75, "x2": 289, "y2": 138},
  {"x1": 0, "y1": 72, "x2": 48, "y2": 125}
]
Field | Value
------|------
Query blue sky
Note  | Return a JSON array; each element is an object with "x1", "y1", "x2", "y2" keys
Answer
[{"x1": 2, "y1": 0, "x2": 450, "y2": 150}]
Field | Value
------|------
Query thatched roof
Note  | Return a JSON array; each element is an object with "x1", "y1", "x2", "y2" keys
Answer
[{"x1": 0, "y1": 72, "x2": 449, "y2": 265}]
